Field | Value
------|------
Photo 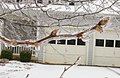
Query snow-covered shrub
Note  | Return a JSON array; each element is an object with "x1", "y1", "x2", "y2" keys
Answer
[
  {"x1": 20, "y1": 50, "x2": 32, "y2": 62},
  {"x1": 1, "y1": 49, "x2": 13, "y2": 60}
]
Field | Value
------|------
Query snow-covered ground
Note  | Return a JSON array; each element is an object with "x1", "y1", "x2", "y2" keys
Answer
[{"x1": 0, "y1": 61, "x2": 120, "y2": 78}]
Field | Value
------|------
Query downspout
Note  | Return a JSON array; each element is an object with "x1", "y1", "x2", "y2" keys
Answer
[{"x1": 87, "y1": 33, "x2": 94, "y2": 65}]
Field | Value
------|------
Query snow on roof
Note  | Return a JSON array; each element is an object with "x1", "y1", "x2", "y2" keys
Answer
[
  {"x1": 1, "y1": 0, "x2": 119, "y2": 15},
  {"x1": 1, "y1": 1, "x2": 120, "y2": 28}
]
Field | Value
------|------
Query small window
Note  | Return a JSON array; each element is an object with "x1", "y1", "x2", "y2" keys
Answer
[
  {"x1": 49, "y1": 0, "x2": 51, "y2": 4},
  {"x1": 105, "y1": 40, "x2": 114, "y2": 47},
  {"x1": 49, "y1": 40, "x2": 56, "y2": 44},
  {"x1": 96, "y1": 39, "x2": 104, "y2": 47},
  {"x1": 37, "y1": 0, "x2": 42, "y2": 3},
  {"x1": 77, "y1": 39, "x2": 85, "y2": 45},
  {"x1": 67, "y1": 39, "x2": 76, "y2": 45},
  {"x1": 115, "y1": 40, "x2": 120, "y2": 48},
  {"x1": 69, "y1": 2, "x2": 74, "y2": 5},
  {"x1": 57, "y1": 40, "x2": 66, "y2": 44},
  {"x1": 16, "y1": 0, "x2": 22, "y2": 2}
]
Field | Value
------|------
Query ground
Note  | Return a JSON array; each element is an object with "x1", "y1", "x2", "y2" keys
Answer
[{"x1": 0, "y1": 61, "x2": 120, "y2": 78}]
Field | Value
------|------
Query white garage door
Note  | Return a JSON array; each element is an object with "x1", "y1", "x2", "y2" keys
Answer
[
  {"x1": 94, "y1": 30, "x2": 120, "y2": 66},
  {"x1": 44, "y1": 38, "x2": 87, "y2": 64}
]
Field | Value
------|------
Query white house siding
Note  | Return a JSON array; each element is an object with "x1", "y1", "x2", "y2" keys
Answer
[{"x1": 93, "y1": 29, "x2": 120, "y2": 66}]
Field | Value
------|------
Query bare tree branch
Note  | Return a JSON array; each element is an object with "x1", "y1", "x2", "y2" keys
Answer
[
  {"x1": 107, "y1": 67, "x2": 120, "y2": 76},
  {"x1": 41, "y1": 0, "x2": 118, "y2": 20},
  {"x1": 0, "y1": 5, "x2": 26, "y2": 17},
  {"x1": 0, "y1": 17, "x2": 109, "y2": 47},
  {"x1": 0, "y1": 2, "x2": 47, "y2": 17}
]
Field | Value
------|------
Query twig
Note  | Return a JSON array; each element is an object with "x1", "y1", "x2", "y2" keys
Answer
[
  {"x1": 59, "y1": 56, "x2": 81, "y2": 78},
  {"x1": 106, "y1": 67, "x2": 120, "y2": 76},
  {"x1": 25, "y1": 74, "x2": 29, "y2": 78}
]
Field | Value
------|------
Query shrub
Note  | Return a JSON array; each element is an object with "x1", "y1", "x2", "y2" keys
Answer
[
  {"x1": 20, "y1": 50, "x2": 32, "y2": 62},
  {"x1": 1, "y1": 49, "x2": 13, "y2": 60}
]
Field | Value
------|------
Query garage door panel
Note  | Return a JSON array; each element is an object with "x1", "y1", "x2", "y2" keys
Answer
[
  {"x1": 45, "y1": 53, "x2": 86, "y2": 64},
  {"x1": 94, "y1": 56, "x2": 120, "y2": 66}
]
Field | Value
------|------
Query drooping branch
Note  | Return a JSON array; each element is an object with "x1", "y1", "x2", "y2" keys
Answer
[{"x1": 0, "y1": 17, "x2": 109, "y2": 47}]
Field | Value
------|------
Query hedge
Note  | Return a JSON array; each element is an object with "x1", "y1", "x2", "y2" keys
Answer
[{"x1": 20, "y1": 50, "x2": 32, "y2": 62}]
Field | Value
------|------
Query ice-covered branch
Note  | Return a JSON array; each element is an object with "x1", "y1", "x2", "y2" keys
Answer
[{"x1": 0, "y1": 17, "x2": 109, "y2": 47}]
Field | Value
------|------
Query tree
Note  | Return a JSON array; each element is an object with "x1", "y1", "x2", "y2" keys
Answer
[
  {"x1": 0, "y1": 0, "x2": 119, "y2": 47},
  {"x1": 0, "y1": 1, "x2": 119, "y2": 78}
]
